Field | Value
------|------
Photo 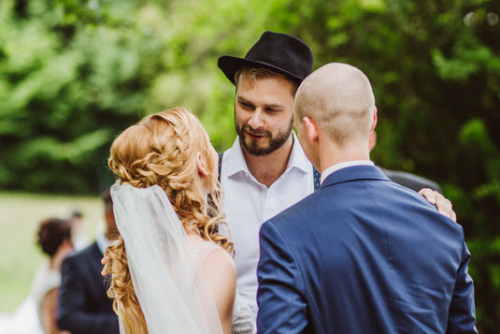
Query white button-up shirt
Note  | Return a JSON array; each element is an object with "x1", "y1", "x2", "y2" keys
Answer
[
  {"x1": 95, "y1": 233, "x2": 111, "y2": 255},
  {"x1": 219, "y1": 133, "x2": 315, "y2": 316}
]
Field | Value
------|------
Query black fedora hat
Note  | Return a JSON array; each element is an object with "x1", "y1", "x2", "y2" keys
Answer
[{"x1": 218, "y1": 31, "x2": 313, "y2": 86}]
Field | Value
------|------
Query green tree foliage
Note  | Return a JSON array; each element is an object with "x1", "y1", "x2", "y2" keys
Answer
[
  {"x1": 0, "y1": 0, "x2": 162, "y2": 193},
  {"x1": 1, "y1": 0, "x2": 499, "y2": 330}
]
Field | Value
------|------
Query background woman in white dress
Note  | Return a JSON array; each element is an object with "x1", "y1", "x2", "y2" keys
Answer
[
  {"x1": 32, "y1": 218, "x2": 73, "y2": 334},
  {"x1": 103, "y1": 108, "x2": 253, "y2": 334}
]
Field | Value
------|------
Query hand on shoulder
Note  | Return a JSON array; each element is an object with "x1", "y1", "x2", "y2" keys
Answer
[{"x1": 419, "y1": 188, "x2": 457, "y2": 222}]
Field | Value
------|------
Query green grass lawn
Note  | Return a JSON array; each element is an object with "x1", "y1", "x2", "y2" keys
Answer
[{"x1": 0, "y1": 192, "x2": 103, "y2": 313}]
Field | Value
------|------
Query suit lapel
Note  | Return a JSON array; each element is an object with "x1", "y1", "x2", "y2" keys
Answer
[
  {"x1": 88, "y1": 242, "x2": 111, "y2": 292},
  {"x1": 90, "y1": 241, "x2": 103, "y2": 257}
]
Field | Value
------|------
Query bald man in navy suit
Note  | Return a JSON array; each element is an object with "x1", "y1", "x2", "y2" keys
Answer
[{"x1": 257, "y1": 63, "x2": 476, "y2": 333}]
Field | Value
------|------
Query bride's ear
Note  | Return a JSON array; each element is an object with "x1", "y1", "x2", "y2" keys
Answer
[{"x1": 196, "y1": 152, "x2": 209, "y2": 178}]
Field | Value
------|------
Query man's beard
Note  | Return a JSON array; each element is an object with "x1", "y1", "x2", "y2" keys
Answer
[{"x1": 235, "y1": 117, "x2": 293, "y2": 156}]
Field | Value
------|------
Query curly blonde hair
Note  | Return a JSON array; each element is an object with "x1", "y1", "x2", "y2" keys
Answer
[{"x1": 104, "y1": 107, "x2": 232, "y2": 334}]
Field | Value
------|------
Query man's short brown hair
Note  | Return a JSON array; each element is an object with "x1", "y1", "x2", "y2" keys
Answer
[{"x1": 234, "y1": 66, "x2": 299, "y2": 96}]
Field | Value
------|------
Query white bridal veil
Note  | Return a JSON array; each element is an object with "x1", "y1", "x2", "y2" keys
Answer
[{"x1": 111, "y1": 181, "x2": 222, "y2": 334}]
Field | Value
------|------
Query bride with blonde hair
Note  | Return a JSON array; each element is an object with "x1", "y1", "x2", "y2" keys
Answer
[{"x1": 103, "y1": 107, "x2": 253, "y2": 334}]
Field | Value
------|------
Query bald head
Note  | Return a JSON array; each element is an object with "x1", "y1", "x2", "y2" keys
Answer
[{"x1": 295, "y1": 63, "x2": 375, "y2": 147}]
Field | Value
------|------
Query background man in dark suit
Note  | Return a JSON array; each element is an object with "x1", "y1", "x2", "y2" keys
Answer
[
  {"x1": 57, "y1": 189, "x2": 120, "y2": 334},
  {"x1": 257, "y1": 63, "x2": 477, "y2": 333}
]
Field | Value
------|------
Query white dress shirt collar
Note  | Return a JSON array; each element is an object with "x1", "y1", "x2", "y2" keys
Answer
[
  {"x1": 225, "y1": 132, "x2": 311, "y2": 179},
  {"x1": 95, "y1": 233, "x2": 111, "y2": 256},
  {"x1": 286, "y1": 132, "x2": 313, "y2": 174},
  {"x1": 320, "y1": 160, "x2": 375, "y2": 184}
]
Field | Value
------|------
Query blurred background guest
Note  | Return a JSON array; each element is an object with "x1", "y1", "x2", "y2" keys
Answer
[
  {"x1": 31, "y1": 218, "x2": 73, "y2": 334},
  {"x1": 68, "y1": 211, "x2": 90, "y2": 251},
  {"x1": 57, "y1": 188, "x2": 120, "y2": 334}
]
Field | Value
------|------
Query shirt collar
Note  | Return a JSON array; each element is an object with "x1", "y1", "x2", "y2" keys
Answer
[
  {"x1": 95, "y1": 233, "x2": 110, "y2": 255},
  {"x1": 225, "y1": 136, "x2": 251, "y2": 178},
  {"x1": 286, "y1": 132, "x2": 312, "y2": 174},
  {"x1": 225, "y1": 132, "x2": 311, "y2": 178},
  {"x1": 320, "y1": 160, "x2": 375, "y2": 184}
]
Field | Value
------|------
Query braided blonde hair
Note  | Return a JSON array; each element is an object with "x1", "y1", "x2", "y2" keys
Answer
[{"x1": 104, "y1": 107, "x2": 232, "y2": 334}]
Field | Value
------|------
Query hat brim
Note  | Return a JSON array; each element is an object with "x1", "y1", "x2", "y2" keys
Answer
[{"x1": 218, "y1": 56, "x2": 303, "y2": 86}]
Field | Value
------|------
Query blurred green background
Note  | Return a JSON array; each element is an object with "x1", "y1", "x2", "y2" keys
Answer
[{"x1": 0, "y1": 0, "x2": 499, "y2": 332}]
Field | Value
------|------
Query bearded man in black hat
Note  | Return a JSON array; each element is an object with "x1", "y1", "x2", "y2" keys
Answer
[
  {"x1": 216, "y1": 31, "x2": 456, "y2": 321},
  {"x1": 217, "y1": 32, "x2": 316, "y2": 318}
]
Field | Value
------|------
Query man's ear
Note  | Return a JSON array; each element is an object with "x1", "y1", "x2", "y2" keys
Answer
[
  {"x1": 303, "y1": 116, "x2": 319, "y2": 146},
  {"x1": 196, "y1": 152, "x2": 208, "y2": 177},
  {"x1": 370, "y1": 105, "x2": 378, "y2": 133}
]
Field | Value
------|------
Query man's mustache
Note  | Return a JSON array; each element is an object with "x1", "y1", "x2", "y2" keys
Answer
[{"x1": 243, "y1": 125, "x2": 271, "y2": 137}]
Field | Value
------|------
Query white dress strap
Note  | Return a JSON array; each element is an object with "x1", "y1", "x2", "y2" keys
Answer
[{"x1": 191, "y1": 241, "x2": 220, "y2": 264}]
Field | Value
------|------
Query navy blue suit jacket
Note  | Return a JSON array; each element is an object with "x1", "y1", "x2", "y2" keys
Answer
[
  {"x1": 57, "y1": 242, "x2": 119, "y2": 334},
  {"x1": 257, "y1": 165, "x2": 476, "y2": 334}
]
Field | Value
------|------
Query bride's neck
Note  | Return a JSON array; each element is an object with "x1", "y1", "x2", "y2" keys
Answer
[{"x1": 187, "y1": 231, "x2": 206, "y2": 248}]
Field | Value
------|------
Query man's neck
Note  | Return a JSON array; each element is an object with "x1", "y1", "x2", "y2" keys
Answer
[
  {"x1": 241, "y1": 135, "x2": 294, "y2": 188},
  {"x1": 50, "y1": 246, "x2": 70, "y2": 271},
  {"x1": 318, "y1": 141, "x2": 370, "y2": 173}
]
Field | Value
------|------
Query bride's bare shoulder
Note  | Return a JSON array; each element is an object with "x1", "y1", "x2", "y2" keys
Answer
[
  {"x1": 204, "y1": 246, "x2": 236, "y2": 278},
  {"x1": 203, "y1": 246, "x2": 236, "y2": 332}
]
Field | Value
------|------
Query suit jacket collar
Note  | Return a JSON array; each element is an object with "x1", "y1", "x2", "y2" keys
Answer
[
  {"x1": 319, "y1": 165, "x2": 390, "y2": 189},
  {"x1": 87, "y1": 241, "x2": 100, "y2": 259},
  {"x1": 95, "y1": 234, "x2": 110, "y2": 255}
]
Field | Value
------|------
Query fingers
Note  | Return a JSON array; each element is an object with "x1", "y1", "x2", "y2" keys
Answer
[
  {"x1": 418, "y1": 188, "x2": 436, "y2": 204},
  {"x1": 101, "y1": 256, "x2": 110, "y2": 276},
  {"x1": 418, "y1": 188, "x2": 457, "y2": 222},
  {"x1": 101, "y1": 256, "x2": 110, "y2": 265},
  {"x1": 436, "y1": 195, "x2": 453, "y2": 220},
  {"x1": 451, "y1": 210, "x2": 457, "y2": 223}
]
